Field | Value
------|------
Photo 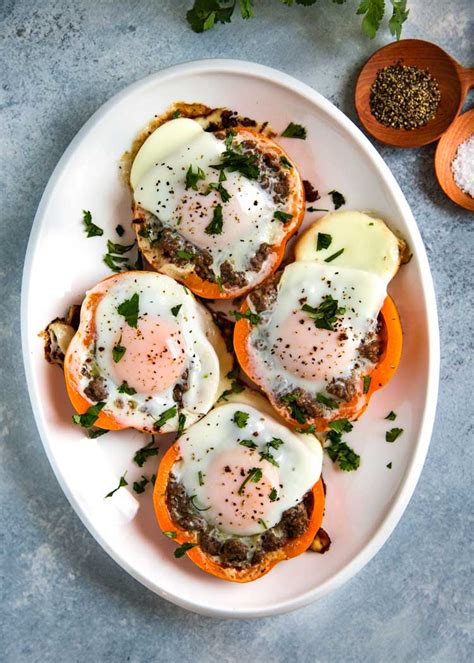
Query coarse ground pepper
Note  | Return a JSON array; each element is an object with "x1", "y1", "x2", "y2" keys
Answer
[{"x1": 370, "y1": 62, "x2": 441, "y2": 130}]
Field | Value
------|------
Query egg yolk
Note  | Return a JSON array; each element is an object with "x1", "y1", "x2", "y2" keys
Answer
[
  {"x1": 274, "y1": 309, "x2": 359, "y2": 382},
  {"x1": 204, "y1": 446, "x2": 279, "y2": 534},
  {"x1": 113, "y1": 316, "x2": 187, "y2": 394}
]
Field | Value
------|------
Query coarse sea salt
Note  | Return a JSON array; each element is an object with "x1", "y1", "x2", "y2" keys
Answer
[{"x1": 451, "y1": 133, "x2": 474, "y2": 198}]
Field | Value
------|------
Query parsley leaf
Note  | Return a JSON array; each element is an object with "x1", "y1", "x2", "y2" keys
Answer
[
  {"x1": 324, "y1": 248, "x2": 345, "y2": 263},
  {"x1": 163, "y1": 530, "x2": 177, "y2": 538},
  {"x1": 206, "y1": 181, "x2": 231, "y2": 202},
  {"x1": 329, "y1": 189, "x2": 346, "y2": 210},
  {"x1": 112, "y1": 341, "x2": 126, "y2": 363},
  {"x1": 72, "y1": 401, "x2": 106, "y2": 428},
  {"x1": 177, "y1": 413, "x2": 186, "y2": 437},
  {"x1": 389, "y1": 0, "x2": 409, "y2": 40},
  {"x1": 385, "y1": 410, "x2": 397, "y2": 421},
  {"x1": 386, "y1": 427, "x2": 404, "y2": 443},
  {"x1": 186, "y1": 0, "x2": 235, "y2": 32},
  {"x1": 211, "y1": 137, "x2": 259, "y2": 179},
  {"x1": 280, "y1": 156, "x2": 293, "y2": 169},
  {"x1": 107, "y1": 240, "x2": 135, "y2": 255},
  {"x1": 185, "y1": 164, "x2": 206, "y2": 190},
  {"x1": 328, "y1": 418, "x2": 353, "y2": 433},
  {"x1": 326, "y1": 430, "x2": 360, "y2": 472},
  {"x1": 172, "y1": 109, "x2": 181, "y2": 118},
  {"x1": 205, "y1": 203, "x2": 224, "y2": 235},
  {"x1": 117, "y1": 381, "x2": 136, "y2": 395},
  {"x1": 363, "y1": 375, "x2": 371, "y2": 394},
  {"x1": 171, "y1": 304, "x2": 182, "y2": 317},
  {"x1": 238, "y1": 467, "x2": 263, "y2": 495},
  {"x1": 302, "y1": 295, "x2": 346, "y2": 331},
  {"x1": 357, "y1": 0, "x2": 385, "y2": 39},
  {"x1": 176, "y1": 249, "x2": 194, "y2": 260},
  {"x1": 82, "y1": 210, "x2": 103, "y2": 238},
  {"x1": 174, "y1": 542, "x2": 197, "y2": 558},
  {"x1": 281, "y1": 393, "x2": 306, "y2": 424},
  {"x1": 386, "y1": 462, "x2": 393, "y2": 469},
  {"x1": 116, "y1": 293, "x2": 139, "y2": 328},
  {"x1": 88, "y1": 428, "x2": 109, "y2": 439},
  {"x1": 295, "y1": 424, "x2": 316, "y2": 434},
  {"x1": 239, "y1": 439, "x2": 257, "y2": 449},
  {"x1": 105, "y1": 472, "x2": 128, "y2": 498},
  {"x1": 154, "y1": 405, "x2": 177, "y2": 430},
  {"x1": 233, "y1": 410, "x2": 249, "y2": 428},
  {"x1": 316, "y1": 232, "x2": 332, "y2": 251},
  {"x1": 115, "y1": 224, "x2": 125, "y2": 237},
  {"x1": 230, "y1": 309, "x2": 261, "y2": 325},
  {"x1": 273, "y1": 210, "x2": 293, "y2": 223},
  {"x1": 281, "y1": 122, "x2": 307, "y2": 139},
  {"x1": 316, "y1": 393, "x2": 338, "y2": 409},
  {"x1": 218, "y1": 379, "x2": 245, "y2": 402},
  {"x1": 132, "y1": 475, "x2": 149, "y2": 494},
  {"x1": 133, "y1": 438, "x2": 159, "y2": 467},
  {"x1": 269, "y1": 487, "x2": 278, "y2": 502},
  {"x1": 239, "y1": 0, "x2": 253, "y2": 19}
]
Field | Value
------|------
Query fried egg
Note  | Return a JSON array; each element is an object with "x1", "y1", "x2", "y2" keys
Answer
[
  {"x1": 171, "y1": 390, "x2": 323, "y2": 537},
  {"x1": 246, "y1": 261, "x2": 387, "y2": 400},
  {"x1": 130, "y1": 117, "x2": 304, "y2": 295},
  {"x1": 64, "y1": 271, "x2": 232, "y2": 433}
]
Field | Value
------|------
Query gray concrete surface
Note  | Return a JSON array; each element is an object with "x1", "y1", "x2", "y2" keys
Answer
[{"x1": 1, "y1": 1, "x2": 473, "y2": 661}]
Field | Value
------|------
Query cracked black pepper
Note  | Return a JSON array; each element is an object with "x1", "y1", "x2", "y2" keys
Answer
[{"x1": 370, "y1": 62, "x2": 441, "y2": 130}]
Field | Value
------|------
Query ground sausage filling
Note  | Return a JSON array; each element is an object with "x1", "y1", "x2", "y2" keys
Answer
[{"x1": 166, "y1": 475, "x2": 313, "y2": 569}]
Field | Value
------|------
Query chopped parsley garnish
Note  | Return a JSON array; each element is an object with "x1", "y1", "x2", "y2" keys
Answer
[
  {"x1": 385, "y1": 410, "x2": 397, "y2": 421},
  {"x1": 233, "y1": 410, "x2": 249, "y2": 428},
  {"x1": 115, "y1": 224, "x2": 125, "y2": 237},
  {"x1": 205, "y1": 203, "x2": 224, "y2": 235},
  {"x1": 211, "y1": 135, "x2": 259, "y2": 180},
  {"x1": 154, "y1": 405, "x2": 177, "y2": 430},
  {"x1": 329, "y1": 190, "x2": 346, "y2": 210},
  {"x1": 259, "y1": 437, "x2": 284, "y2": 467},
  {"x1": 280, "y1": 156, "x2": 292, "y2": 169},
  {"x1": 185, "y1": 164, "x2": 206, "y2": 190},
  {"x1": 116, "y1": 293, "x2": 139, "y2": 328},
  {"x1": 172, "y1": 109, "x2": 181, "y2": 118},
  {"x1": 138, "y1": 226, "x2": 151, "y2": 239},
  {"x1": 363, "y1": 375, "x2": 372, "y2": 393},
  {"x1": 112, "y1": 340, "x2": 126, "y2": 363},
  {"x1": 386, "y1": 427, "x2": 404, "y2": 443},
  {"x1": 316, "y1": 393, "x2": 338, "y2": 409},
  {"x1": 117, "y1": 381, "x2": 136, "y2": 395},
  {"x1": 132, "y1": 475, "x2": 150, "y2": 494},
  {"x1": 72, "y1": 401, "x2": 106, "y2": 428},
  {"x1": 176, "y1": 249, "x2": 194, "y2": 260},
  {"x1": 328, "y1": 418, "x2": 353, "y2": 434},
  {"x1": 103, "y1": 253, "x2": 129, "y2": 273},
  {"x1": 281, "y1": 393, "x2": 306, "y2": 424},
  {"x1": 273, "y1": 210, "x2": 293, "y2": 223},
  {"x1": 105, "y1": 472, "x2": 128, "y2": 498},
  {"x1": 268, "y1": 437, "x2": 284, "y2": 449},
  {"x1": 107, "y1": 240, "x2": 135, "y2": 255},
  {"x1": 224, "y1": 129, "x2": 236, "y2": 149},
  {"x1": 82, "y1": 210, "x2": 103, "y2": 238},
  {"x1": 238, "y1": 467, "x2": 263, "y2": 495},
  {"x1": 133, "y1": 438, "x2": 158, "y2": 467},
  {"x1": 239, "y1": 439, "x2": 257, "y2": 449},
  {"x1": 216, "y1": 275, "x2": 224, "y2": 293},
  {"x1": 198, "y1": 471, "x2": 204, "y2": 486},
  {"x1": 206, "y1": 181, "x2": 231, "y2": 202},
  {"x1": 386, "y1": 462, "x2": 393, "y2": 469},
  {"x1": 230, "y1": 309, "x2": 261, "y2": 325},
  {"x1": 324, "y1": 248, "x2": 345, "y2": 263},
  {"x1": 307, "y1": 207, "x2": 329, "y2": 212},
  {"x1": 258, "y1": 518, "x2": 268, "y2": 530},
  {"x1": 171, "y1": 304, "x2": 182, "y2": 317},
  {"x1": 218, "y1": 379, "x2": 245, "y2": 402},
  {"x1": 295, "y1": 424, "x2": 316, "y2": 434},
  {"x1": 316, "y1": 232, "x2": 332, "y2": 251},
  {"x1": 302, "y1": 295, "x2": 346, "y2": 331},
  {"x1": 88, "y1": 428, "x2": 109, "y2": 439},
  {"x1": 163, "y1": 530, "x2": 177, "y2": 539},
  {"x1": 174, "y1": 542, "x2": 197, "y2": 558},
  {"x1": 325, "y1": 430, "x2": 360, "y2": 472},
  {"x1": 281, "y1": 122, "x2": 307, "y2": 139},
  {"x1": 269, "y1": 488, "x2": 278, "y2": 502},
  {"x1": 177, "y1": 413, "x2": 186, "y2": 437}
]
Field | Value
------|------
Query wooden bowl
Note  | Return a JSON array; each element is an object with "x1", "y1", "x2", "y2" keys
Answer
[
  {"x1": 355, "y1": 39, "x2": 474, "y2": 148},
  {"x1": 435, "y1": 109, "x2": 474, "y2": 211}
]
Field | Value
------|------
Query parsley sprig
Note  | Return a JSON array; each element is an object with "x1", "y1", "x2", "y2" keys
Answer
[
  {"x1": 82, "y1": 210, "x2": 103, "y2": 238},
  {"x1": 302, "y1": 295, "x2": 346, "y2": 331},
  {"x1": 205, "y1": 203, "x2": 224, "y2": 235},
  {"x1": 238, "y1": 467, "x2": 263, "y2": 495},
  {"x1": 116, "y1": 293, "x2": 139, "y2": 328},
  {"x1": 72, "y1": 402, "x2": 106, "y2": 428},
  {"x1": 230, "y1": 309, "x2": 261, "y2": 325},
  {"x1": 133, "y1": 438, "x2": 159, "y2": 467},
  {"x1": 325, "y1": 429, "x2": 360, "y2": 472}
]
